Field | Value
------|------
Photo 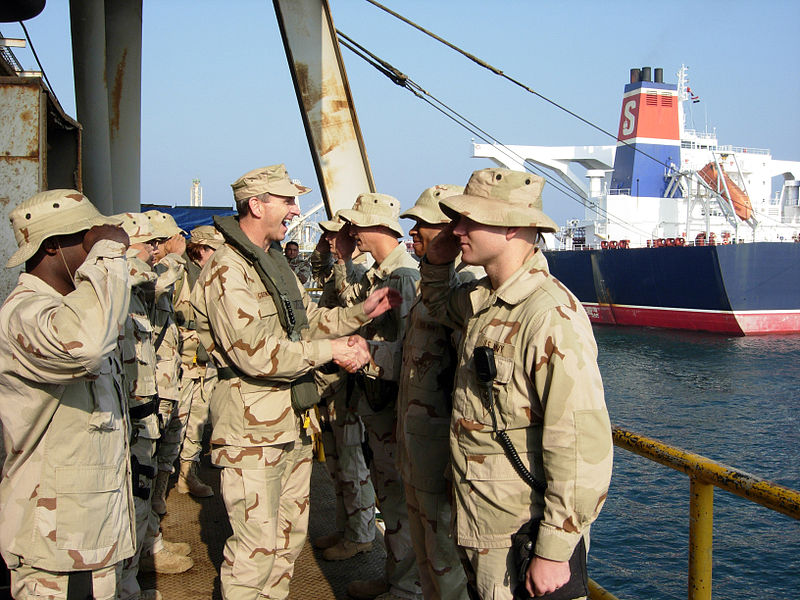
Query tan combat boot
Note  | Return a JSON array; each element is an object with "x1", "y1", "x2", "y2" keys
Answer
[
  {"x1": 161, "y1": 539, "x2": 191, "y2": 556},
  {"x1": 322, "y1": 539, "x2": 373, "y2": 561},
  {"x1": 313, "y1": 531, "x2": 342, "y2": 550},
  {"x1": 139, "y1": 590, "x2": 162, "y2": 600},
  {"x1": 151, "y1": 469, "x2": 170, "y2": 516},
  {"x1": 139, "y1": 548, "x2": 193, "y2": 574},
  {"x1": 176, "y1": 460, "x2": 213, "y2": 497}
]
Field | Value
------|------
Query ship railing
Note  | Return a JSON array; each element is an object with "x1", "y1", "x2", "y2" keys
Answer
[
  {"x1": 715, "y1": 144, "x2": 770, "y2": 156},
  {"x1": 588, "y1": 427, "x2": 800, "y2": 600}
]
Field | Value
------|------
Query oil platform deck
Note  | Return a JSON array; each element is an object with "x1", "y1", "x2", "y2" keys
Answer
[{"x1": 139, "y1": 456, "x2": 386, "y2": 600}]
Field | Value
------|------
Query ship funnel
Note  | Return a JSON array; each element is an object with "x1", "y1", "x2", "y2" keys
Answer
[
  {"x1": 641, "y1": 67, "x2": 652, "y2": 82},
  {"x1": 654, "y1": 68, "x2": 663, "y2": 83},
  {"x1": 630, "y1": 68, "x2": 641, "y2": 83}
]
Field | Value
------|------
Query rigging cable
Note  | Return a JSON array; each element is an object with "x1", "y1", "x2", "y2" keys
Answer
[
  {"x1": 18, "y1": 20, "x2": 60, "y2": 106},
  {"x1": 337, "y1": 31, "x2": 655, "y2": 239}
]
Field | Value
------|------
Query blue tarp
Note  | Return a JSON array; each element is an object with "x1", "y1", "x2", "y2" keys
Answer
[{"x1": 141, "y1": 204, "x2": 236, "y2": 234}]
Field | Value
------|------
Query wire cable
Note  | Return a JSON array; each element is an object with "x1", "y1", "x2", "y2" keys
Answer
[
  {"x1": 18, "y1": 20, "x2": 59, "y2": 105},
  {"x1": 337, "y1": 31, "x2": 655, "y2": 239}
]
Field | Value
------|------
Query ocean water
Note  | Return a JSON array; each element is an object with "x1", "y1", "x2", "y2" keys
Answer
[{"x1": 589, "y1": 327, "x2": 800, "y2": 599}]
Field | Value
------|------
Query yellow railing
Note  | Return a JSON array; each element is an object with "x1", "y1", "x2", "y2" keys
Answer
[{"x1": 590, "y1": 427, "x2": 800, "y2": 600}]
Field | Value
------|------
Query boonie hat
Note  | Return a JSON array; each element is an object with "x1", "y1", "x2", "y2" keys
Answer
[
  {"x1": 6, "y1": 189, "x2": 121, "y2": 268},
  {"x1": 115, "y1": 212, "x2": 159, "y2": 243},
  {"x1": 318, "y1": 211, "x2": 344, "y2": 233},
  {"x1": 439, "y1": 168, "x2": 557, "y2": 232},
  {"x1": 144, "y1": 210, "x2": 187, "y2": 238},
  {"x1": 189, "y1": 225, "x2": 224, "y2": 249},
  {"x1": 231, "y1": 164, "x2": 311, "y2": 202},
  {"x1": 400, "y1": 184, "x2": 464, "y2": 225},
  {"x1": 338, "y1": 193, "x2": 404, "y2": 237}
]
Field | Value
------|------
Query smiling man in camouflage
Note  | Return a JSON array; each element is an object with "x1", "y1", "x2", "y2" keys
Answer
[
  {"x1": 421, "y1": 168, "x2": 613, "y2": 599},
  {"x1": 191, "y1": 164, "x2": 401, "y2": 600}
]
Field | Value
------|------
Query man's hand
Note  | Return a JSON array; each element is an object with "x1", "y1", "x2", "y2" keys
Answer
[
  {"x1": 333, "y1": 224, "x2": 355, "y2": 263},
  {"x1": 426, "y1": 222, "x2": 460, "y2": 265},
  {"x1": 315, "y1": 236, "x2": 330, "y2": 253},
  {"x1": 363, "y1": 287, "x2": 402, "y2": 319},
  {"x1": 83, "y1": 224, "x2": 130, "y2": 253},
  {"x1": 331, "y1": 335, "x2": 371, "y2": 373},
  {"x1": 130, "y1": 242, "x2": 154, "y2": 265},
  {"x1": 526, "y1": 556, "x2": 570, "y2": 597},
  {"x1": 163, "y1": 234, "x2": 187, "y2": 257}
]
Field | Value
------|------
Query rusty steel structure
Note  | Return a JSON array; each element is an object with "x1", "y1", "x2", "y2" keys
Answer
[{"x1": 273, "y1": 0, "x2": 375, "y2": 217}]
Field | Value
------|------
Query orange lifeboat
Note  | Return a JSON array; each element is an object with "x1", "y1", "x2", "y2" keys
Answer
[{"x1": 697, "y1": 162, "x2": 753, "y2": 221}]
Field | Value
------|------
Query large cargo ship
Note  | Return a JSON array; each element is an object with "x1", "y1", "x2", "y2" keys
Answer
[{"x1": 474, "y1": 66, "x2": 800, "y2": 335}]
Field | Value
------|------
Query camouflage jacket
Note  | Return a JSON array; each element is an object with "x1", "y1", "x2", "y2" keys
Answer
[
  {"x1": 173, "y1": 256, "x2": 205, "y2": 379},
  {"x1": 420, "y1": 249, "x2": 613, "y2": 561},
  {"x1": 121, "y1": 253, "x2": 161, "y2": 441},
  {"x1": 0, "y1": 240, "x2": 136, "y2": 571},
  {"x1": 288, "y1": 255, "x2": 311, "y2": 285},
  {"x1": 333, "y1": 244, "x2": 419, "y2": 381},
  {"x1": 397, "y1": 265, "x2": 480, "y2": 492},
  {"x1": 191, "y1": 241, "x2": 372, "y2": 468},
  {"x1": 152, "y1": 253, "x2": 184, "y2": 401}
]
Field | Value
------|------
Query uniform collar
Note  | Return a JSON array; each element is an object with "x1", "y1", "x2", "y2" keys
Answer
[
  {"x1": 366, "y1": 242, "x2": 409, "y2": 282},
  {"x1": 469, "y1": 248, "x2": 550, "y2": 313}
]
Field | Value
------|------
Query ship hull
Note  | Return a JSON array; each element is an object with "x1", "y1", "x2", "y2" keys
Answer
[{"x1": 543, "y1": 242, "x2": 800, "y2": 335}]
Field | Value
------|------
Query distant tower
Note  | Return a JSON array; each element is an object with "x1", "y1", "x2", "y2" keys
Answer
[{"x1": 190, "y1": 178, "x2": 203, "y2": 207}]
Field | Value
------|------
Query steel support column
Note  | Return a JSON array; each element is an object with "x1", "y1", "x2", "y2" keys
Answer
[
  {"x1": 688, "y1": 477, "x2": 713, "y2": 600},
  {"x1": 104, "y1": 0, "x2": 142, "y2": 212},
  {"x1": 69, "y1": 0, "x2": 113, "y2": 213}
]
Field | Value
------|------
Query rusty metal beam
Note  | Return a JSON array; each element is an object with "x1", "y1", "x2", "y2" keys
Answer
[
  {"x1": 613, "y1": 427, "x2": 800, "y2": 520},
  {"x1": 273, "y1": 0, "x2": 375, "y2": 217}
]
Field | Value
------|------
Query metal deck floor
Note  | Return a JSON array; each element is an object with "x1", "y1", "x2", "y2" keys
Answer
[{"x1": 139, "y1": 455, "x2": 385, "y2": 600}]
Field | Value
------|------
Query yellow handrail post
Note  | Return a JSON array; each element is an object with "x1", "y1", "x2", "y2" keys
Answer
[{"x1": 688, "y1": 477, "x2": 713, "y2": 600}]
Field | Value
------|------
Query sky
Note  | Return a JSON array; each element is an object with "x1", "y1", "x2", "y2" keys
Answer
[{"x1": 5, "y1": 0, "x2": 800, "y2": 230}]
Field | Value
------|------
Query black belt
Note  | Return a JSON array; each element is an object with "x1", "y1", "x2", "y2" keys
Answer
[
  {"x1": 217, "y1": 366, "x2": 242, "y2": 381},
  {"x1": 129, "y1": 397, "x2": 159, "y2": 420}
]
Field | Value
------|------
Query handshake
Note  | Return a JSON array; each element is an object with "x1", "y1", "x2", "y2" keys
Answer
[
  {"x1": 330, "y1": 335, "x2": 372, "y2": 373},
  {"x1": 329, "y1": 286, "x2": 402, "y2": 373}
]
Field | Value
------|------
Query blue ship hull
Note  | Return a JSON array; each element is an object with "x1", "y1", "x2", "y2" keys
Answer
[{"x1": 543, "y1": 242, "x2": 800, "y2": 334}]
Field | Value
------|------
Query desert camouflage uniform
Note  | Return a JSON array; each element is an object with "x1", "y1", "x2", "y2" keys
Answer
[
  {"x1": 287, "y1": 255, "x2": 311, "y2": 285},
  {"x1": 398, "y1": 269, "x2": 480, "y2": 600},
  {"x1": 192, "y1": 239, "x2": 374, "y2": 600},
  {"x1": 333, "y1": 243, "x2": 422, "y2": 599},
  {"x1": 0, "y1": 239, "x2": 135, "y2": 599},
  {"x1": 119, "y1": 251, "x2": 162, "y2": 600},
  {"x1": 420, "y1": 249, "x2": 613, "y2": 600},
  {"x1": 174, "y1": 255, "x2": 216, "y2": 468},
  {"x1": 153, "y1": 253, "x2": 186, "y2": 471},
  {"x1": 311, "y1": 247, "x2": 376, "y2": 546}
]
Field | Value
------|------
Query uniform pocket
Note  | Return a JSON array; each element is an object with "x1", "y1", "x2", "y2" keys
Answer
[
  {"x1": 55, "y1": 464, "x2": 125, "y2": 550},
  {"x1": 405, "y1": 416, "x2": 450, "y2": 492}
]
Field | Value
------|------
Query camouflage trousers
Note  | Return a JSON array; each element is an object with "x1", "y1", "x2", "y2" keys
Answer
[
  {"x1": 404, "y1": 483, "x2": 468, "y2": 600},
  {"x1": 157, "y1": 391, "x2": 190, "y2": 473},
  {"x1": 358, "y1": 395, "x2": 422, "y2": 599},
  {"x1": 458, "y1": 545, "x2": 588, "y2": 600},
  {"x1": 319, "y1": 384, "x2": 376, "y2": 544},
  {"x1": 179, "y1": 365, "x2": 217, "y2": 463},
  {"x1": 11, "y1": 562, "x2": 121, "y2": 600},
  {"x1": 220, "y1": 437, "x2": 313, "y2": 600},
  {"x1": 119, "y1": 416, "x2": 161, "y2": 600}
]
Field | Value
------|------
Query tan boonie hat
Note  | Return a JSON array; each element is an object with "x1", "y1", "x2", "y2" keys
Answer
[
  {"x1": 115, "y1": 212, "x2": 159, "y2": 243},
  {"x1": 338, "y1": 193, "x2": 404, "y2": 237},
  {"x1": 318, "y1": 211, "x2": 344, "y2": 233},
  {"x1": 400, "y1": 184, "x2": 464, "y2": 225},
  {"x1": 144, "y1": 210, "x2": 187, "y2": 238},
  {"x1": 231, "y1": 164, "x2": 311, "y2": 202},
  {"x1": 6, "y1": 189, "x2": 121, "y2": 268},
  {"x1": 439, "y1": 168, "x2": 557, "y2": 232},
  {"x1": 189, "y1": 225, "x2": 224, "y2": 249}
]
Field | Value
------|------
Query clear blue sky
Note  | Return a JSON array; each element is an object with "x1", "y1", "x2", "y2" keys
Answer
[{"x1": 6, "y1": 0, "x2": 800, "y2": 229}]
